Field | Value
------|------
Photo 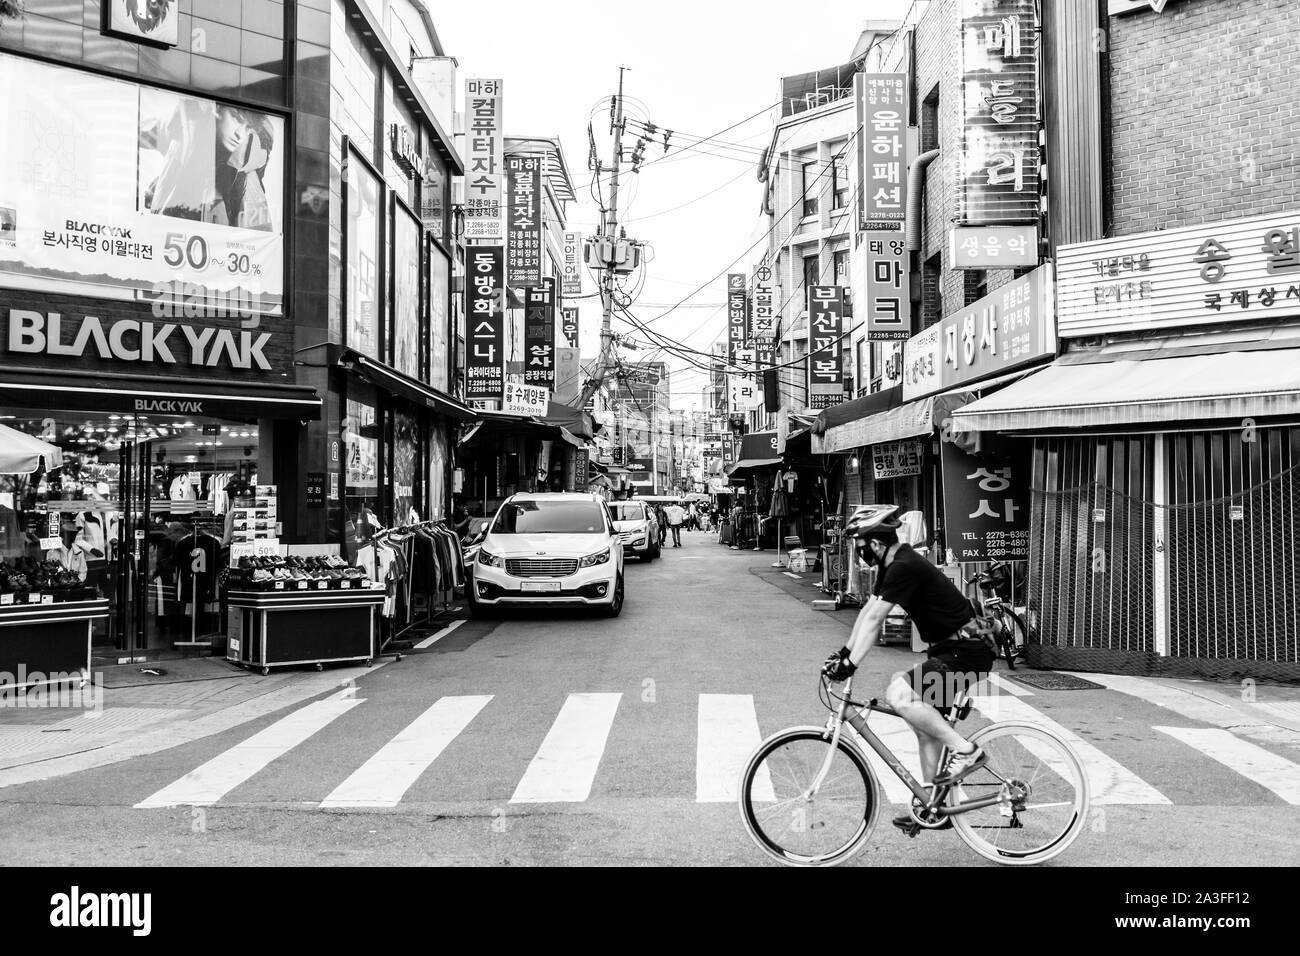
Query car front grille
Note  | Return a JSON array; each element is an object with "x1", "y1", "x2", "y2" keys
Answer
[{"x1": 506, "y1": 558, "x2": 579, "y2": 578}]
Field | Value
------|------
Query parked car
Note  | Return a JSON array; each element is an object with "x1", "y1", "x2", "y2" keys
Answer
[
  {"x1": 467, "y1": 493, "x2": 624, "y2": 617},
  {"x1": 607, "y1": 499, "x2": 660, "y2": 561}
]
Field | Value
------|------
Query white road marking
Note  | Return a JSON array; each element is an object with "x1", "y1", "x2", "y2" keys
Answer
[
  {"x1": 1155, "y1": 727, "x2": 1300, "y2": 805},
  {"x1": 414, "y1": 620, "x2": 465, "y2": 649},
  {"x1": 697, "y1": 695, "x2": 772, "y2": 802},
  {"x1": 1076, "y1": 673, "x2": 1300, "y2": 748},
  {"x1": 783, "y1": 572, "x2": 801, "y2": 580},
  {"x1": 510, "y1": 693, "x2": 622, "y2": 803},
  {"x1": 135, "y1": 698, "x2": 363, "y2": 808},
  {"x1": 970, "y1": 695, "x2": 1170, "y2": 805},
  {"x1": 320, "y1": 696, "x2": 493, "y2": 808}
]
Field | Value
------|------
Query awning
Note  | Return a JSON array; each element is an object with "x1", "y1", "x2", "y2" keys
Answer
[
  {"x1": 340, "y1": 350, "x2": 476, "y2": 422},
  {"x1": 813, "y1": 395, "x2": 937, "y2": 454},
  {"x1": 467, "y1": 410, "x2": 589, "y2": 448},
  {"x1": 952, "y1": 349, "x2": 1300, "y2": 433},
  {"x1": 725, "y1": 456, "x2": 782, "y2": 477},
  {"x1": 542, "y1": 401, "x2": 596, "y2": 440},
  {"x1": 812, "y1": 386, "x2": 902, "y2": 435},
  {"x1": 0, "y1": 422, "x2": 63, "y2": 473},
  {"x1": 0, "y1": 365, "x2": 321, "y2": 420}
]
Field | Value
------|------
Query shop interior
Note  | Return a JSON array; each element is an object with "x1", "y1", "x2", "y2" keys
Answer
[{"x1": 0, "y1": 410, "x2": 266, "y2": 654}]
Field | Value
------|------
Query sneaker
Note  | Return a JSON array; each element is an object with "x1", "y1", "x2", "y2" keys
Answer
[
  {"x1": 891, "y1": 814, "x2": 951, "y2": 835},
  {"x1": 933, "y1": 745, "x2": 987, "y2": 786}
]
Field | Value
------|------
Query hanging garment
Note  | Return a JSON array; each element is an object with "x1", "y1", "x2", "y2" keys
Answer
[
  {"x1": 169, "y1": 474, "x2": 195, "y2": 501},
  {"x1": 45, "y1": 544, "x2": 89, "y2": 582},
  {"x1": 177, "y1": 533, "x2": 222, "y2": 606}
]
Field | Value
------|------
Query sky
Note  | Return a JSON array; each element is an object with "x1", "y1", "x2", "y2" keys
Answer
[{"x1": 434, "y1": 0, "x2": 914, "y2": 414}]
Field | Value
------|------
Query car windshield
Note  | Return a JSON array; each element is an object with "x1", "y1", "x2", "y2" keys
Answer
[
  {"x1": 608, "y1": 503, "x2": 646, "y2": 522},
  {"x1": 492, "y1": 500, "x2": 607, "y2": 534}
]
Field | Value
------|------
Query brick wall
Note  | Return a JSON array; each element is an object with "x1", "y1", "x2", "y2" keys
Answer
[{"x1": 1108, "y1": 0, "x2": 1300, "y2": 235}]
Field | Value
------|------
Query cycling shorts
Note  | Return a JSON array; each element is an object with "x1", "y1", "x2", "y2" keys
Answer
[{"x1": 904, "y1": 643, "x2": 995, "y2": 715}]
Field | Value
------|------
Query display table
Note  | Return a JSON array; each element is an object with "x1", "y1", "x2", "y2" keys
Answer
[
  {"x1": 0, "y1": 598, "x2": 106, "y2": 689},
  {"x1": 225, "y1": 588, "x2": 384, "y2": 675}
]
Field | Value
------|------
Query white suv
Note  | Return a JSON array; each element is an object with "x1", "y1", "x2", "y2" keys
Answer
[{"x1": 468, "y1": 493, "x2": 625, "y2": 617}]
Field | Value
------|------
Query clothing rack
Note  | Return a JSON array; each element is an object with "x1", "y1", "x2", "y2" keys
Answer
[{"x1": 362, "y1": 519, "x2": 463, "y2": 654}]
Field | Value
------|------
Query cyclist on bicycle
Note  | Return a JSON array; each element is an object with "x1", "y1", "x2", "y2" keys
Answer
[{"x1": 821, "y1": 504, "x2": 997, "y2": 834}]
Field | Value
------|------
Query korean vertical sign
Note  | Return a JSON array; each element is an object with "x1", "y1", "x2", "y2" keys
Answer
[
  {"x1": 865, "y1": 232, "x2": 911, "y2": 340},
  {"x1": 561, "y1": 231, "x2": 583, "y2": 297},
  {"x1": 807, "y1": 285, "x2": 844, "y2": 409},
  {"x1": 939, "y1": 436, "x2": 1029, "y2": 561},
  {"x1": 857, "y1": 72, "x2": 908, "y2": 228},
  {"x1": 506, "y1": 155, "x2": 542, "y2": 287},
  {"x1": 560, "y1": 306, "x2": 580, "y2": 347},
  {"x1": 465, "y1": 246, "x2": 505, "y2": 400},
  {"x1": 524, "y1": 278, "x2": 556, "y2": 390},
  {"x1": 464, "y1": 79, "x2": 503, "y2": 240},
  {"x1": 750, "y1": 264, "x2": 776, "y2": 368},
  {"x1": 727, "y1": 273, "x2": 748, "y2": 362},
  {"x1": 959, "y1": 0, "x2": 1041, "y2": 224}
]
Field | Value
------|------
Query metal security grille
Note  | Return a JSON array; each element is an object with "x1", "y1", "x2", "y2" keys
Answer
[
  {"x1": 1029, "y1": 435, "x2": 1156, "y2": 657},
  {"x1": 1029, "y1": 429, "x2": 1300, "y2": 677},
  {"x1": 1166, "y1": 429, "x2": 1300, "y2": 666},
  {"x1": 506, "y1": 558, "x2": 578, "y2": 578}
]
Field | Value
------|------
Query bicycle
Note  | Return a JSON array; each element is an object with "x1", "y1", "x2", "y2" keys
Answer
[
  {"x1": 738, "y1": 674, "x2": 1090, "y2": 866},
  {"x1": 966, "y1": 561, "x2": 1030, "y2": 669}
]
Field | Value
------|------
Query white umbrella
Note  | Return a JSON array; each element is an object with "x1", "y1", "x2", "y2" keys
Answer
[{"x1": 0, "y1": 421, "x2": 64, "y2": 474}]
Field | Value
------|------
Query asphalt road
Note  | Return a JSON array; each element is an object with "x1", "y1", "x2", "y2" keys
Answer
[{"x1": 0, "y1": 528, "x2": 1297, "y2": 866}]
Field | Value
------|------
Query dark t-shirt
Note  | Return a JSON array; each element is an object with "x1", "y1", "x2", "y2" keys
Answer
[{"x1": 872, "y1": 544, "x2": 974, "y2": 644}]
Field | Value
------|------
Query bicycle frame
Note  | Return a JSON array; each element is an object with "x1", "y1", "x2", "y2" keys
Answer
[{"x1": 806, "y1": 676, "x2": 1010, "y2": 818}]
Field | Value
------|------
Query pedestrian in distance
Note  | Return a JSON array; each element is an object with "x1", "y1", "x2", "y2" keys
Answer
[{"x1": 663, "y1": 502, "x2": 687, "y2": 547}]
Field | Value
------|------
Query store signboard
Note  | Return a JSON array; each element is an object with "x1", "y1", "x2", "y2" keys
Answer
[
  {"x1": 506, "y1": 155, "x2": 543, "y2": 288},
  {"x1": 902, "y1": 264, "x2": 1055, "y2": 400},
  {"x1": 864, "y1": 232, "x2": 911, "y2": 340},
  {"x1": 740, "y1": 431, "x2": 778, "y2": 461},
  {"x1": 872, "y1": 439, "x2": 924, "y2": 480},
  {"x1": 464, "y1": 246, "x2": 505, "y2": 400},
  {"x1": 958, "y1": 0, "x2": 1041, "y2": 224},
  {"x1": 856, "y1": 72, "x2": 909, "y2": 228},
  {"x1": 106, "y1": 0, "x2": 181, "y2": 46},
  {"x1": 561, "y1": 231, "x2": 583, "y2": 297},
  {"x1": 501, "y1": 382, "x2": 549, "y2": 416},
  {"x1": 950, "y1": 225, "x2": 1038, "y2": 269},
  {"x1": 305, "y1": 473, "x2": 325, "y2": 509},
  {"x1": 940, "y1": 438, "x2": 1030, "y2": 561},
  {"x1": 524, "y1": 278, "x2": 555, "y2": 389},
  {"x1": 463, "y1": 79, "x2": 504, "y2": 240},
  {"x1": 1057, "y1": 209, "x2": 1300, "y2": 337},
  {"x1": 881, "y1": 341, "x2": 904, "y2": 388},
  {"x1": 727, "y1": 273, "x2": 747, "y2": 361},
  {"x1": 560, "y1": 307, "x2": 580, "y2": 348},
  {"x1": 751, "y1": 264, "x2": 776, "y2": 367},
  {"x1": 553, "y1": 346, "x2": 581, "y2": 405},
  {"x1": 808, "y1": 286, "x2": 844, "y2": 384},
  {"x1": 0, "y1": 54, "x2": 285, "y2": 313}
]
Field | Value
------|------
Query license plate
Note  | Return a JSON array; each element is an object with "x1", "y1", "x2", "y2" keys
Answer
[{"x1": 520, "y1": 581, "x2": 561, "y2": 593}]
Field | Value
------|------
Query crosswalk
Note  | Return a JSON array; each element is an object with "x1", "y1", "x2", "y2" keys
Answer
[{"x1": 132, "y1": 683, "x2": 1300, "y2": 812}]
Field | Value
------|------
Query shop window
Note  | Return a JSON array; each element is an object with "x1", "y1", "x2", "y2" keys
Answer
[
  {"x1": 422, "y1": 151, "x2": 449, "y2": 244},
  {"x1": 392, "y1": 409, "x2": 422, "y2": 523},
  {"x1": 391, "y1": 199, "x2": 422, "y2": 379},
  {"x1": 343, "y1": 394, "x2": 381, "y2": 559},
  {"x1": 345, "y1": 148, "x2": 383, "y2": 359},
  {"x1": 801, "y1": 159, "x2": 819, "y2": 217},
  {"x1": 428, "y1": 244, "x2": 451, "y2": 392}
]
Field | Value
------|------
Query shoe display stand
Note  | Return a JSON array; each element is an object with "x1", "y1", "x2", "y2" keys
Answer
[
  {"x1": 0, "y1": 598, "x2": 107, "y2": 689},
  {"x1": 225, "y1": 587, "x2": 385, "y2": 675}
]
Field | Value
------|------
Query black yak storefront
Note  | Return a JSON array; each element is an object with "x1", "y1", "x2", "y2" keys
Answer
[{"x1": 0, "y1": 306, "x2": 320, "y2": 655}]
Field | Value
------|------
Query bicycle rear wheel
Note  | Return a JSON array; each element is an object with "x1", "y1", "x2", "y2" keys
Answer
[
  {"x1": 739, "y1": 728, "x2": 879, "y2": 866},
  {"x1": 949, "y1": 721, "x2": 1090, "y2": 865}
]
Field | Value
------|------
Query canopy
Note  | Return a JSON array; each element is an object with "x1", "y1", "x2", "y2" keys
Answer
[
  {"x1": 725, "y1": 457, "x2": 783, "y2": 476},
  {"x1": 952, "y1": 349, "x2": 1300, "y2": 433},
  {"x1": 0, "y1": 422, "x2": 64, "y2": 474}
]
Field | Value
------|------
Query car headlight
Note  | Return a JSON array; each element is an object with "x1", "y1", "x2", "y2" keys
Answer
[
  {"x1": 477, "y1": 549, "x2": 503, "y2": 568},
  {"x1": 579, "y1": 548, "x2": 611, "y2": 568}
]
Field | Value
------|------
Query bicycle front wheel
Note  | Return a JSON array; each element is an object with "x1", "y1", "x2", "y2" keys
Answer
[
  {"x1": 950, "y1": 721, "x2": 1090, "y2": 865},
  {"x1": 739, "y1": 728, "x2": 880, "y2": 867}
]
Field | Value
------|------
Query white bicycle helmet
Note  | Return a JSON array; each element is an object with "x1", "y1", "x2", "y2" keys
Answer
[{"x1": 845, "y1": 503, "x2": 903, "y2": 540}]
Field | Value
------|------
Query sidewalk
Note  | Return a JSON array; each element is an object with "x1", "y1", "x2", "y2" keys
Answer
[{"x1": 0, "y1": 656, "x2": 387, "y2": 784}]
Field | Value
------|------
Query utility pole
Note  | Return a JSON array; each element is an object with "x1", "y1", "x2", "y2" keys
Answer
[{"x1": 577, "y1": 67, "x2": 627, "y2": 411}]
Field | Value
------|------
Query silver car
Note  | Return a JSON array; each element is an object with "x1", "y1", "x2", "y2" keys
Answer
[{"x1": 607, "y1": 500, "x2": 660, "y2": 562}]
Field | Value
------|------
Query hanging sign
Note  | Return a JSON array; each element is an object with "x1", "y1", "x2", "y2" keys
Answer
[
  {"x1": 501, "y1": 382, "x2": 550, "y2": 416},
  {"x1": 560, "y1": 306, "x2": 580, "y2": 348},
  {"x1": 958, "y1": 0, "x2": 1041, "y2": 224},
  {"x1": 751, "y1": 264, "x2": 776, "y2": 367},
  {"x1": 807, "y1": 286, "x2": 844, "y2": 384},
  {"x1": 857, "y1": 72, "x2": 909, "y2": 229},
  {"x1": 872, "y1": 439, "x2": 924, "y2": 480},
  {"x1": 506, "y1": 155, "x2": 543, "y2": 287},
  {"x1": 727, "y1": 273, "x2": 748, "y2": 362},
  {"x1": 463, "y1": 79, "x2": 504, "y2": 240},
  {"x1": 950, "y1": 224, "x2": 1038, "y2": 269},
  {"x1": 524, "y1": 278, "x2": 555, "y2": 389},
  {"x1": 465, "y1": 245, "x2": 505, "y2": 400},
  {"x1": 561, "y1": 231, "x2": 583, "y2": 297},
  {"x1": 864, "y1": 232, "x2": 910, "y2": 340},
  {"x1": 940, "y1": 438, "x2": 1030, "y2": 561}
]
